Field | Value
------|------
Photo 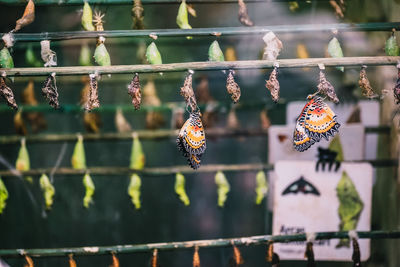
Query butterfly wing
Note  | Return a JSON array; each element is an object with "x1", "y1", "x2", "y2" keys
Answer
[
  {"x1": 187, "y1": 153, "x2": 201, "y2": 170},
  {"x1": 293, "y1": 99, "x2": 316, "y2": 152},
  {"x1": 181, "y1": 113, "x2": 206, "y2": 155}
]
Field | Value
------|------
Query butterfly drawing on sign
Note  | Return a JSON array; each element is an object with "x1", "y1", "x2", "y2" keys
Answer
[
  {"x1": 293, "y1": 95, "x2": 340, "y2": 152},
  {"x1": 282, "y1": 176, "x2": 320, "y2": 196}
]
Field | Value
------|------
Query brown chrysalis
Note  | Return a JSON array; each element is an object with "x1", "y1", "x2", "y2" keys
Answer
[
  {"x1": 109, "y1": 252, "x2": 119, "y2": 267},
  {"x1": 352, "y1": 238, "x2": 361, "y2": 267},
  {"x1": 151, "y1": 249, "x2": 159, "y2": 267},
  {"x1": 69, "y1": 254, "x2": 77, "y2": 267},
  {"x1": 266, "y1": 242, "x2": 280, "y2": 266},
  {"x1": 85, "y1": 73, "x2": 100, "y2": 111},
  {"x1": 15, "y1": 0, "x2": 35, "y2": 32},
  {"x1": 393, "y1": 64, "x2": 400, "y2": 104},
  {"x1": 0, "y1": 76, "x2": 18, "y2": 109},
  {"x1": 329, "y1": 0, "x2": 345, "y2": 18},
  {"x1": 238, "y1": 0, "x2": 254, "y2": 26},
  {"x1": 22, "y1": 80, "x2": 47, "y2": 133},
  {"x1": 359, "y1": 66, "x2": 378, "y2": 99},
  {"x1": 226, "y1": 70, "x2": 241, "y2": 103},
  {"x1": 233, "y1": 245, "x2": 244, "y2": 265},
  {"x1": 317, "y1": 68, "x2": 339, "y2": 103},
  {"x1": 24, "y1": 255, "x2": 34, "y2": 267},
  {"x1": 93, "y1": 11, "x2": 105, "y2": 32},
  {"x1": 266, "y1": 66, "x2": 280, "y2": 103},
  {"x1": 304, "y1": 242, "x2": 316, "y2": 267},
  {"x1": 41, "y1": 73, "x2": 59, "y2": 109},
  {"x1": 14, "y1": 109, "x2": 27, "y2": 135},
  {"x1": 193, "y1": 246, "x2": 200, "y2": 267},
  {"x1": 128, "y1": 73, "x2": 141, "y2": 110},
  {"x1": 180, "y1": 70, "x2": 197, "y2": 111},
  {"x1": 260, "y1": 109, "x2": 271, "y2": 130},
  {"x1": 132, "y1": 0, "x2": 144, "y2": 29}
]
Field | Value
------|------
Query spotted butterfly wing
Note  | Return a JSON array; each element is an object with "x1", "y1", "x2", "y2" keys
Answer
[
  {"x1": 293, "y1": 96, "x2": 340, "y2": 152},
  {"x1": 178, "y1": 112, "x2": 206, "y2": 155},
  {"x1": 187, "y1": 153, "x2": 201, "y2": 170}
]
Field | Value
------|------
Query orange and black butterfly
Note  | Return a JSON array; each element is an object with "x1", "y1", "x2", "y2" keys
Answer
[
  {"x1": 177, "y1": 111, "x2": 206, "y2": 169},
  {"x1": 293, "y1": 95, "x2": 340, "y2": 152}
]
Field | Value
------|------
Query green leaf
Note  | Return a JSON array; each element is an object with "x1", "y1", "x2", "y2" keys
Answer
[
  {"x1": 208, "y1": 41, "x2": 225, "y2": 62},
  {"x1": 215, "y1": 171, "x2": 230, "y2": 207},
  {"x1": 327, "y1": 37, "x2": 344, "y2": 72},
  {"x1": 0, "y1": 47, "x2": 14, "y2": 69},
  {"x1": 128, "y1": 174, "x2": 141, "y2": 209},
  {"x1": 255, "y1": 171, "x2": 268, "y2": 205},
  {"x1": 175, "y1": 173, "x2": 190, "y2": 206},
  {"x1": 385, "y1": 35, "x2": 399, "y2": 56},
  {"x1": 328, "y1": 135, "x2": 344, "y2": 162},
  {"x1": 25, "y1": 45, "x2": 42, "y2": 67},
  {"x1": 79, "y1": 43, "x2": 92, "y2": 66},
  {"x1": 40, "y1": 174, "x2": 55, "y2": 210},
  {"x1": 94, "y1": 43, "x2": 111, "y2": 66},
  {"x1": 81, "y1": 1, "x2": 95, "y2": 31},
  {"x1": 71, "y1": 135, "x2": 87, "y2": 169},
  {"x1": 130, "y1": 134, "x2": 145, "y2": 170},
  {"x1": 83, "y1": 173, "x2": 95, "y2": 208},
  {"x1": 176, "y1": 0, "x2": 192, "y2": 29},
  {"x1": 146, "y1": 42, "x2": 162, "y2": 65},
  {"x1": 0, "y1": 177, "x2": 8, "y2": 214}
]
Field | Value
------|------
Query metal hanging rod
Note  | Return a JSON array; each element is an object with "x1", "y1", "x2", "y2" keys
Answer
[
  {"x1": 2, "y1": 57, "x2": 399, "y2": 77},
  {"x1": 3, "y1": 23, "x2": 400, "y2": 42},
  {"x1": 0, "y1": 230, "x2": 399, "y2": 258},
  {"x1": 0, "y1": 126, "x2": 390, "y2": 145},
  {"x1": 0, "y1": 160, "x2": 396, "y2": 177}
]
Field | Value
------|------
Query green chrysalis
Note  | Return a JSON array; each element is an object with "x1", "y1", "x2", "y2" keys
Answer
[
  {"x1": 328, "y1": 135, "x2": 344, "y2": 162},
  {"x1": 385, "y1": 34, "x2": 399, "y2": 56},
  {"x1": 25, "y1": 45, "x2": 41, "y2": 67},
  {"x1": 130, "y1": 134, "x2": 145, "y2": 170},
  {"x1": 71, "y1": 135, "x2": 87, "y2": 169},
  {"x1": 94, "y1": 43, "x2": 111, "y2": 66},
  {"x1": 39, "y1": 174, "x2": 55, "y2": 210},
  {"x1": 15, "y1": 138, "x2": 32, "y2": 182},
  {"x1": 327, "y1": 37, "x2": 344, "y2": 72},
  {"x1": 146, "y1": 42, "x2": 162, "y2": 65},
  {"x1": 128, "y1": 173, "x2": 141, "y2": 209},
  {"x1": 208, "y1": 40, "x2": 225, "y2": 62},
  {"x1": 83, "y1": 173, "x2": 95, "y2": 208},
  {"x1": 82, "y1": 1, "x2": 95, "y2": 31},
  {"x1": 255, "y1": 171, "x2": 268, "y2": 205},
  {"x1": 0, "y1": 177, "x2": 8, "y2": 214},
  {"x1": 215, "y1": 171, "x2": 230, "y2": 207},
  {"x1": 176, "y1": 0, "x2": 192, "y2": 29},
  {"x1": 0, "y1": 47, "x2": 14, "y2": 69},
  {"x1": 175, "y1": 173, "x2": 190, "y2": 206},
  {"x1": 79, "y1": 43, "x2": 92, "y2": 66}
]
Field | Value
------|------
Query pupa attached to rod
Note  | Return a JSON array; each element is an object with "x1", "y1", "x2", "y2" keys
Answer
[
  {"x1": 176, "y1": 0, "x2": 192, "y2": 29},
  {"x1": 0, "y1": 75, "x2": 18, "y2": 110},
  {"x1": 84, "y1": 73, "x2": 100, "y2": 111},
  {"x1": 0, "y1": 177, "x2": 8, "y2": 214},
  {"x1": 41, "y1": 72, "x2": 59, "y2": 109},
  {"x1": 94, "y1": 37, "x2": 111, "y2": 66},
  {"x1": 22, "y1": 80, "x2": 47, "y2": 133},
  {"x1": 14, "y1": 109, "x2": 27, "y2": 135},
  {"x1": 24, "y1": 255, "x2": 34, "y2": 267},
  {"x1": 226, "y1": 70, "x2": 241, "y2": 103},
  {"x1": 393, "y1": 63, "x2": 400, "y2": 104},
  {"x1": 83, "y1": 172, "x2": 95, "y2": 208},
  {"x1": 327, "y1": 32, "x2": 344, "y2": 72},
  {"x1": 71, "y1": 134, "x2": 87, "y2": 170},
  {"x1": 215, "y1": 171, "x2": 230, "y2": 207},
  {"x1": 0, "y1": 46, "x2": 14, "y2": 69},
  {"x1": 232, "y1": 245, "x2": 244, "y2": 265},
  {"x1": 109, "y1": 252, "x2": 119, "y2": 267},
  {"x1": 40, "y1": 173, "x2": 55, "y2": 210},
  {"x1": 151, "y1": 249, "x2": 159, "y2": 267},
  {"x1": 132, "y1": 0, "x2": 144, "y2": 29},
  {"x1": 255, "y1": 170, "x2": 268, "y2": 204},
  {"x1": 238, "y1": 0, "x2": 254, "y2": 26},
  {"x1": 266, "y1": 242, "x2": 280, "y2": 267},
  {"x1": 40, "y1": 40, "x2": 57, "y2": 67},
  {"x1": 180, "y1": 70, "x2": 197, "y2": 111},
  {"x1": 359, "y1": 65, "x2": 378, "y2": 99},
  {"x1": 227, "y1": 107, "x2": 240, "y2": 130},
  {"x1": 175, "y1": 172, "x2": 190, "y2": 206},
  {"x1": 385, "y1": 29, "x2": 399, "y2": 56},
  {"x1": 25, "y1": 45, "x2": 42, "y2": 67},
  {"x1": 128, "y1": 173, "x2": 141, "y2": 210},
  {"x1": 128, "y1": 73, "x2": 141, "y2": 110},
  {"x1": 146, "y1": 42, "x2": 162, "y2": 65},
  {"x1": 208, "y1": 40, "x2": 225, "y2": 62},
  {"x1": 329, "y1": 0, "x2": 345, "y2": 18},
  {"x1": 81, "y1": 1, "x2": 95, "y2": 31},
  {"x1": 115, "y1": 108, "x2": 132, "y2": 133},
  {"x1": 193, "y1": 246, "x2": 200, "y2": 267},
  {"x1": 15, "y1": 138, "x2": 31, "y2": 183},
  {"x1": 260, "y1": 109, "x2": 271, "y2": 130},
  {"x1": 262, "y1": 31, "x2": 282, "y2": 61},
  {"x1": 69, "y1": 254, "x2": 77, "y2": 267},
  {"x1": 266, "y1": 63, "x2": 280, "y2": 103},
  {"x1": 14, "y1": 0, "x2": 35, "y2": 32},
  {"x1": 79, "y1": 43, "x2": 92, "y2": 66},
  {"x1": 316, "y1": 64, "x2": 339, "y2": 103}
]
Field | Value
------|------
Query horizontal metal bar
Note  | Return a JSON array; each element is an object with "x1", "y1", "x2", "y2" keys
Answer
[
  {"x1": 4, "y1": 23, "x2": 400, "y2": 42},
  {"x1": 0, "y1": 230, "x2": 399, "y2": 258},
  {"x1": 1, "y1": 57, "x2": 399, "y2": 77}
]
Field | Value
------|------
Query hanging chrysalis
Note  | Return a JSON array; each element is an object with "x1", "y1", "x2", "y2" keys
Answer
[
  {"x1": 83, "y1": 173, "x2": 95, "y2": 208},
  {"x1": 146, "y1": 42, "x2": 162, "y2": 65},
  {"x1": 143, "y1": 80, "x2": 164, "y2": 129},
  {"x1": 25, "y1": 45, "x2": 42, "y2": 67},
  {"x1": 176, "y1": 0, "x2": 192, "y2": 29},
  {"x1": 393, "y1": 63, "x2": 400, "y2": 104},
  {"x1": 255, "y1": 170, "x2": 268, "y2": 205},
  {"x1": 385, "y1": 30, "x2": 399, "y2": 56},
  {"x1": 128, "y1": 173, "x2": 141, "y2": 210},
  {"x1": 175, "y1": 172, "x2": 190, "y2": 206},
  {"x1": 293, "y1": 95, "x2": 340, "y2": 152},
  {"x1": 79, "y1": 43, "x2": 92, "y2": 66},
  {"x1": 193, "y1": 246, "x2": 200, "y2": 267},
  {"x1": 71, "y1": 135, "x2": 87, "y2": 169},
  {"x1": 208, "y1": 40, "x2": 225, "y2": 62},
  {"x1": 69, "y1": 254, "x2": 77, "y2": 267},
  {"x1": 226, "y1": 70, "x2": 241, "y2": 103},
  {"x1": 85, "y1": 73, "x2": 100, "y2": 111},
  {"x1": 83, "y1": 112, "x2": 102, "y2": 133},
  {"x1": 22, "y1": 80, "x2": 47, "y2": 134},
  {"x1": 14, "y1": 0, "x2": 35, "y2": 32},
  {"x1": 14, "y1": 109, "x2": 27, "y2": 135},
  {"x1": 304, "y1": 242, "x2": 315, "y2": 267},
  {"x1": 16, "y1": 138, "x2": 32, "y2": 182},
  {"x1": 128, "y1": 73, "x2": 141, "y2": 110},
  {"x1": 40, "y1": 40, "x2": 57, "y2": 67},
  {"x1": 24, "y1": 255, "x2": 34, "y2": 267},
  {"x1": 0, "y1": 47, "x2": 14, "y2": 69},
  {"x1": 227, "y1": 107, "x2": 240, "y2": 130},
  {"x1": 329, "y1": 0, "x2": 345, "y2": 18},
  {"x1": 115, "y1": 108, "x2": 132, "y2": 133},
  {"x1": 317, "y1": 65, "x2": 339, "y2": 103},
  {"x1": 130, "y1": 133, "x2": 145, "y2": 170},
  {"x1": 262, "y1": 31, "x2": 283, "y2": 61},
  {"x1": 0, "y1": 76, "x2": 18, "y2": 110},
  {"x1": 39, "y1": 174, "x2": 55, "y2": 210},
  {"x1": 41, "y1": 73, "x2": 59, "y2": 109},
  {"x1": 266, "y1": 64, "x2": 280, "y2": 103},
  {"x1": 81, "y1": 1, "x2": 95, "y2": 31},
  {"x1": 350, "y1": 232, "x2": 361, "y2": 267},
  {"x1": 288, "y1": 1, "x2": 299, "y2": 12},
  {"x1": 109, "y1": 253, "x2": 120, "y2": 267},
  {"x1": 232, "y1": 245, "x2": 244, "y2": 265},
  {"x1": 151, "y1": 249, "x2": 159, "y2": 267},
  {"x1": 0, "y1": 177, "x2": 8, "y2": 214},
  {"x1": 260, "y1": 109, "x2": 271, "y2": 130},
  {"x1": 180, "y1": 70, "x2": 197, "y2": 110},
  {"x1": 327, "y1": 35, "x2": 344, "y2": 72},
  {"x1": 215, "y1": 171, "x2": 230, "y2": 207},
  {"x1": 266, "y1": 242, "x2": 280, "y2": 266},
  {"x1": 359, "y1": 66, "x2": 378, "y2": 99},
  {"x1": 238, "y1": 0, "x2": 254, "y2": 26},
  {"x1": 296, "y1": 43, "x2": 309, "y2": 59},
  {"x1": 225, "y1": 47, "x2": 237, "y2": 61},
  {"x1": 132, "y1": 0, "x2": 144, "y2": 30},
  {"x1": 94, "y1": 37, "x2": 111, "y2": 66}
]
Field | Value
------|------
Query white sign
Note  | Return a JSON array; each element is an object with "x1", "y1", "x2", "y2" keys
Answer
[{"x1": 272, "y1": 161, "x2": 372, "y2": 261}]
